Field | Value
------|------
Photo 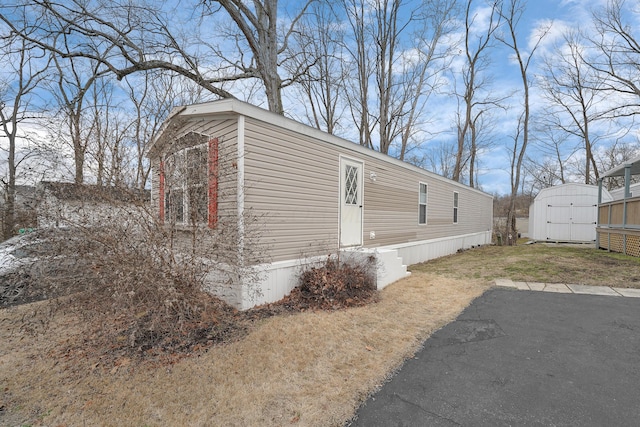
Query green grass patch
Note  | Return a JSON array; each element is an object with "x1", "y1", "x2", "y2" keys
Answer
[{"x1": 410, "y1": 243, "x2": 640, "y2": 288}]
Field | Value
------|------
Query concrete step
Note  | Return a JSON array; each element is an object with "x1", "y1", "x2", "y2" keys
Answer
[
  {"x1": 371, "y1": 248, "x2": 411, "y2": 290},
  {"x1": 340, "y1": 247, "x2": 410, "y2": 290}
]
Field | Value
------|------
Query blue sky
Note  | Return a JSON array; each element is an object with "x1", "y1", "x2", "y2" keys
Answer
[
  {"x1": 460, "y1": 0, "x2": 592, "y2": 195},
  {"x1": 2, "y1": 0, "x2": 636, "y2": 195},
  {"x1": 276, "y1": 0, "x2": 631, "y2": 196},
  {"x1": 465, "y1": 0, "x2": 636, "y2": 195}
]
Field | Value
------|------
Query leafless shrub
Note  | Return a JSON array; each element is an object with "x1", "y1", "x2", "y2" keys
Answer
[
  {"x1": 290, "y1": 255, "x2": 378, "y2": 310},
  {"x1": 3, "y1": 183, "x2": 265, "y2": 359}
]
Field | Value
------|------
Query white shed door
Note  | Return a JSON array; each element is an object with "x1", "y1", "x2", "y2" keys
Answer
[
  {"x1": 546, "y1": 203, "x2": 597, "y2": 241},
  {"x1": 570, "y1": 204, "x2": 597, "y2": 241},
  {"x1": 340, "y1": 158, "x2": 363, "y2": 247},
  {"x1": 546, "y1": 205, "x2": 571, "y2": 241}
]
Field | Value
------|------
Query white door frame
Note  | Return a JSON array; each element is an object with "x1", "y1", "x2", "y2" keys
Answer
[{"x1": 339, "y1": 156, "x2": 364, "y2": 247}]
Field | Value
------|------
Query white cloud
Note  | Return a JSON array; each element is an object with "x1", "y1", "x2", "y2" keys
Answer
[{"x1": 0, "y1": 121, "x2": 73, "y2": 186}]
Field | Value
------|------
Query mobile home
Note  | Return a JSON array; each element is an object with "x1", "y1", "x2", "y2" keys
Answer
[{"x1": 148, "y1": 99, "x2": 493, "y2": 309}]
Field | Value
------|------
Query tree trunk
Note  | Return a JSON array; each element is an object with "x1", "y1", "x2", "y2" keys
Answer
[
  {"x1": 3, "y1": 135, "x2": 16, "y2": 240},
  {"x1": 469, "y1": 118, "x2": 477, "y2": 188}
]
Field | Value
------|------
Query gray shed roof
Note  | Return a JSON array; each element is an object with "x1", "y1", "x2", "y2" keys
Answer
[{"x1": 602, "y1": 154, "x2": 640, "y2": 177}]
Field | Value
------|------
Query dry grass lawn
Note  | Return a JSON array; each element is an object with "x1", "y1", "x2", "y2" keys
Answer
[
  {"x1": 1, "y1": 273, "x2": 487, "y2": 426},
  {"x1": 2, "y1": 242, "x2": 638, "y2": 426}
]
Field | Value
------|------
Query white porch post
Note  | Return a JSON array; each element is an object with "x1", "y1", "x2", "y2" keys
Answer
[{"x1": 596, "y1": 178, "x2": 603, "y2": 248}]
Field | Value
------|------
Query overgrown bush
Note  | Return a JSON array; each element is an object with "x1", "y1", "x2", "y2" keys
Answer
[
  {"x1": 9, "y1": 184, "x2": 263, "y2": 361},
  {"x1": 2, "y1": 182, "x2": 381, "y2": 362},
  {"x1": 291, "y1": 256, "x2": 378, "y2": 310}
]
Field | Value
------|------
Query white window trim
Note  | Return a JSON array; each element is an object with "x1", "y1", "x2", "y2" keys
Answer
[
  {"x1": 453, "y1": 191, "x2": 459, "y2": 224},
  {"x1": 165, "y1": 142, "x2": 209, "y2": 226},
  {"x1": 419, "y1": 182, "x2": 428, "y2": 225}
]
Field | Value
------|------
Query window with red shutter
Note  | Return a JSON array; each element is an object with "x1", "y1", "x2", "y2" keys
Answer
[{"x1": 161, "y1": 132, "x2": 214, "y2": 227}]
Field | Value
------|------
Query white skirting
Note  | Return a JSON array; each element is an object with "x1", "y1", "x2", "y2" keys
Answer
[
  {"x1": 215, "y1": 230, "x2": 493, "y2": 310},
  {"x1": 389, "y1": 230, "x2": 492, "y2": 266}
]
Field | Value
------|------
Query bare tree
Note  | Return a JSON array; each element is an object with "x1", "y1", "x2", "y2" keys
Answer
[
  {"x1": 341, "y1": 0, "x2": 376, "y2": 149},
  {"x1": 82, "y1": 77, "x2": 133, "y2": 187},
  {"x1": 423, "y1": 140, "x2": 457, "y2": 179},
  {"x1": 524, "y1": 154, "x2": 564, "y2": 192},
  {"x1": 374, "y1": 0, "x2": 411, "y2": 155},
  {"x1": 285, "y1": 3, "x2": 346, "y2": 134},
  {"x1": 207, "y1": 0, "x2": 315, "y2": 115},
  {"x1": 341, "y1": 0, "x2": 458, "y2": 156},
  {"x1": 125, "y1": 72, "x2": 207, "y2": 190},
  {"x1": 497, "y1": 0, "x2": 549, "y2": 245},
  {"x1": 49, "y1": 52, "x2": 106, "y2": 185},
  {"x1": 527, "y1": 119, "x2": 576, "y2": 190},
  {"x1": 376, "y1": 0, "x2": 459, "y2": 157},
  {"x1": 453, "y1": 0, "x2": 502, "y2": 187},
  {"x1": 0, "y1": 33, "x2": 50, "y2": 239},
  {"x1": 0, "y1": 0, "x2": 314, "y2": 115},
  {"x1": 586, "y1": 0, "x2": 640, "y2": 119},
  {"x1": 538, "y1": 31, "x2": 605, "y2": 184},
  {"x1": 395, "y1": 0, "x2": 459, "y2": 161},
  {"x1": 596, "y1": 138, "x2": 640, "y2": 190},
  {"x1": 467, "y1": 108, "x2": 501, "y2": 187}
]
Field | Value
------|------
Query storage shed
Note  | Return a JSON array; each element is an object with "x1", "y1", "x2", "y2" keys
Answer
[
  {"x1": 148, "y1": 99, "x2": 493, "y2": 309},
  {"x1": 529, "y1": 183, "x2": 612, "y2": 242}
]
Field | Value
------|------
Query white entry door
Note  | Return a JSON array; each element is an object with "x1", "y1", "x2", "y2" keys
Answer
[{"x1": 340, "y1": 157, "x2": 363, "y2": 247}]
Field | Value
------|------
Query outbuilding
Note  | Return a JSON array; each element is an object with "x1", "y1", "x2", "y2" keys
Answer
[
  {"x1": 148, "y1": 99, "x2": 493, "y2": 309},
  {"x1": 529, "y1": 183, "x2": 612, "y2": 242}
]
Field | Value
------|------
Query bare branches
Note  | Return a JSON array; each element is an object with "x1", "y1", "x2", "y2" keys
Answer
[
  {"x1": 341, "y1": 0, "x2": 458, "y2": 157},
  {"x1": 585, "y1": 0, "x2": 640, "y2": 117},
  {"x1": 496, "y1": 0, "x2": 548, "y2": 245},
  {"x1": 204, "y1": 0, "x2": 316, "y2": 114},
  {"x1": 1, "y1": 0, "x2": 237, "y2": 102},
  {"x1": 453, "y1": 0, "x2": 502, "y2": 186},
  {"x1": 0, "y1": 28, "x2": 52, "y2": 238},
  {"x1": 284, "y1": 3, "x2": 346, "y2": 134},
  {"x1": 538, "y1": 30, "x2": 607, "y2": 184}
]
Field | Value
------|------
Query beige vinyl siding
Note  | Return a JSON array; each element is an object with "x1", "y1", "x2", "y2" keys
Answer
[
  {"x1": 242, "y1": 117, "x2": 492, "y2": 261},
  {"x1": 363, "y1": 162, "x2": 427, "y2": 246},
  {"x1": 243, "y1": 118, "x2": 339, "y2": 262},
  {"x1": 150, "y1": 100, "x2": 494, "y2": 308},
  {"x1": 361, "y1": 158, "x2": 492, "y2": 248}
]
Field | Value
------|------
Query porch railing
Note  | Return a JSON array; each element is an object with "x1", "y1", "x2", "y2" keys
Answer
[{"x1": 596, "y1": 196, "x2": 640, "y2": 257}]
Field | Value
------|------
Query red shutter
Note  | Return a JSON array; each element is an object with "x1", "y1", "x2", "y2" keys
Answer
[
  {"x1": 208, "y1": 138, "x2": 219, "y2": 228},
  {"x1": 159, "y1": 159, "x2": 165, "y2": 224}
]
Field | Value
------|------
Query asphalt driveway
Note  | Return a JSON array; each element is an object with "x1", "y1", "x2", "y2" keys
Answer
[{"x1": 350, "y1": 288, "x2": 640, "y2": 426}]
